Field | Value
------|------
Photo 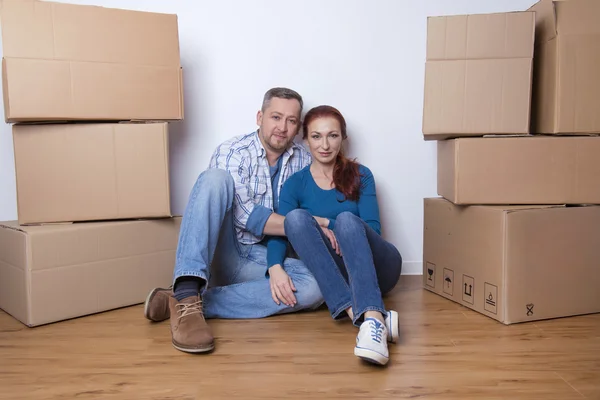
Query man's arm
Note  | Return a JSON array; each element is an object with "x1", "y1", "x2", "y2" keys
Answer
[
  {"x1": 209, "y1": 146, "x2": 268, "y2": 236},
  {"x1": 262, "y1": 213, "x2": 286, "y2": 236},
  {"x1": 263, "y1": 212, "x2": 329, "y2": 236}
]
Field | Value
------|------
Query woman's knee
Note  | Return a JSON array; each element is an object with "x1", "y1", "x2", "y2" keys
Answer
[
  {"x1": 333, "y1": 212, "x2": 364, "y2": 240},
  {"x1": 284, "y1": 209, "x2": 314, "y2": 235},
  {"x1": 381, "y1": 251, "x2": 403, "y2": 295},
  {"x1": 335, "y1": 211, "x2": 362, "y2": 229}
]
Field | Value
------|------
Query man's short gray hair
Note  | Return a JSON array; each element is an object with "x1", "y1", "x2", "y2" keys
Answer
[{"x1": 261, "y1": 87, "x2": 303, "y2": 113}]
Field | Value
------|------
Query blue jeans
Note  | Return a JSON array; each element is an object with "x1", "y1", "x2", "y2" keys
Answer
[
  {"x1": 284, "y1": 209, "x2": 402, "y2": 326},
  {"x1": 173, "y1": 169, "x2": 324, "y2": 319}
]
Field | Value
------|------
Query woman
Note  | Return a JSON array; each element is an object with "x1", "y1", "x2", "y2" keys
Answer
[{"x1": 267, "y1": 105, "x2": 403, "y2": 366}]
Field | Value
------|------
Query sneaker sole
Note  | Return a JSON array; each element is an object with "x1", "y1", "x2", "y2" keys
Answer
[
  {"x1": 387, "y1": 311, "x2": 399, "y2": 343},
  {"x1": 172, "y1": 340, "x2": 215, "y2": 354},
  {"x1": 143, "y1": 287, "x2": 168, "y2": 322},
  {"x1": 354, "y1": 347, "x2": 389, "y2": 366}
]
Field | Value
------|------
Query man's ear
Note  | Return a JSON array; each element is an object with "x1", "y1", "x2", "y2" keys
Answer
[{"x1": 256, "y1": 110, "x2": 263, "y2": 127}]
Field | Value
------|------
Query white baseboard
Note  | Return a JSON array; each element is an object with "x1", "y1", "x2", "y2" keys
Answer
[{"x1": 401, "y1": 261, "x2": 422, "y2": 275}]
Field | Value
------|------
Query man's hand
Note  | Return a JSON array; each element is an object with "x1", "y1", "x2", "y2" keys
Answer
[
  {"x1": 268, "y1": 264, "x2": 297, "y2": 306},
  {"x1": 322, "y1": 227, "x2": 342, "y2": 257}
]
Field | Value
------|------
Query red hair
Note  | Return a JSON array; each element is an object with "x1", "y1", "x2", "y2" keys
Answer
[{"x1": 302, "y1": 105, "x2": 362, "y2": 202}]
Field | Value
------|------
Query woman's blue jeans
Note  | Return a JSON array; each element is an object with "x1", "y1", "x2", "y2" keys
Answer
[{"x1": 284, "y1": 209, "x2": 402, "y2": 326}]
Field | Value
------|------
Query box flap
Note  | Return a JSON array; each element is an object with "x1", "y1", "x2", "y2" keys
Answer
[
  {"x1": 426, "y1": 11, "x2": 534, "y2": 60},
  {"x1": 529, "y1": 0, "x2": 558, "y2": 43},
  {"x1": 502, "y1": 205, "x2": 565, "y2": 213},
  {"x1": 0, "y1": 220, "x2": 77, "y2": 233},
  {"x1": 0, "y1": 0, "x2": 180, "y2": 67},
  {"x1": 0, "y1": 221, "x2": 30, "y2": 233},
  {"x1": 529, "y1": 0, "x2": 600, "y2": 43},
  {"x1": 0, "y1": 222, "x2": 28, "y2": 268}
]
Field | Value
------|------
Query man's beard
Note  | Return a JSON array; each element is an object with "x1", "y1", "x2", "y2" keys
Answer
[{"x1": 267, "y1": 136, "x2": 289, "y2": 151}]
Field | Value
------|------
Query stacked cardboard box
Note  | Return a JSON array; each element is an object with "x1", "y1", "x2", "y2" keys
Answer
[
  {"x1": 0, "y1": 0, "x2": 184, "y2": 327},
  {"x1": 421, "y1": 0, "x2": 600, "y2": 325}
]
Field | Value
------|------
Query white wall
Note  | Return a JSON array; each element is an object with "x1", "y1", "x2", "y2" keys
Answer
[{"x1": 0, "y1": 0, "x2": 536, "y2": 274}]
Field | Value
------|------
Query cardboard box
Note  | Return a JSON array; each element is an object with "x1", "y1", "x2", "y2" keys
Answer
[
  {"x1": 13, "y1": 122, "x2": 172, "y2": 225},
  {"x1": 0, "y1": 0, "x2": 184, "y2": 122},
  {"x1": 530, "y1": 0, "x2": 600, "y2": 134},
  {"x1": 423, "y1": 198, "x2": 600, "y2": 324},
  {"x1": 0, "y1": 217, "x2": 181, "y2": 327},
  {"x1": 422, "y1": 11, "x2": 535, "y2": 139},
  {"x1": 438, "y1": 136, "x2": 600, "y2": 205}
]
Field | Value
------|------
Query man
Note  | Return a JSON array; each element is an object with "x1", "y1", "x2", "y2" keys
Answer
[{"x1": 143, "y1": 87, "x2": 325, "y2": 354}]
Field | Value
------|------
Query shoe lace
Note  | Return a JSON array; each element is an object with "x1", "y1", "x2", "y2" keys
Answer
[
  {"x1": 176, "y1": 299, "x2": 203, "y2": 319},
  {"x1": 370, "y1": 321, "x2": 384, "y2": 343}
]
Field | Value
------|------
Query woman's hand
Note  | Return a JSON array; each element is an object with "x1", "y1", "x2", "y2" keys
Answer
[
  {"x1": 313, "y1": 216, "x2": 330, "y2": 228},
  {"x1": 322, "y1": 228, "x2": 342, "y2": 257},
  {"x1": 268, "y1": 264, "x2": 297, "y2": 307}
]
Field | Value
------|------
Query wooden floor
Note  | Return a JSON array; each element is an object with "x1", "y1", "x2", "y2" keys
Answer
[{"x1": 1, "y1": 276, "x2": 599, "y2": 400}]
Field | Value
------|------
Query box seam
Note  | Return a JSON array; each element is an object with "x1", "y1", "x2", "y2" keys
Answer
[
  {"x1": 454, "y1": 140, "x2": 460, "y2": 203},
  {"x1": 162, "y1": 124, "x2": 172, "y2": 215},
  {"x1": 2, "y1": 55, "x2": 182, "y2": 69},
  {"x1": 111, "y1": 126, "x2": 121, "y2": 218},
  {"x1": 25, "y1": 233, "x2": 33, "y2": 326},
  {"x1": 501, "y1": 211, "x2": 508, "y2": 323},
  {"x1": 32, "y1": 248, "x2": 176, "y2": 273}
]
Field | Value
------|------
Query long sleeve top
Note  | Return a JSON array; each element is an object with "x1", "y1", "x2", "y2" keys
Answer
[{"x1": 267, "y1": 164, "x2": 381, "y2": 268}]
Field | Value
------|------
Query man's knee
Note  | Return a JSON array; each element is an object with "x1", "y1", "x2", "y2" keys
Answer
[
  {"x1": 299, "y1": 276, "x2": 324, "y2": 310},
  {"x1": 197, "y1": 168, "x2": 234, "y2": 192},
  {"x1": 284, "y1": 209, "x2": 314, "y2": 235},
  {"x1": 290, "y1": 266, "x2": 324, "y2": 310},
  {"x1": 189, "y1": 169, "x2": 235, "y2": 208}
]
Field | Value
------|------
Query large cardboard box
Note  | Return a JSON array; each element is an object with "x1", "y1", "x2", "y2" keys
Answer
[
  {"x1": 0, "y1": 217, "x2": 182, "y2": 327},
  {"x1": 0, "y1": 0, "x2": 184, "y2": 122},
  {"x1": 438, "y1": 136, "x2": 600, "y2": 205},
  {"x1": 13, "y1": 122, "x2": 172, "y2": 225},
  {"x1": 530, "y1": 0, "x2": 600, "y2": 134},
  {"x1": 423, "y1": 198, "x2": 600, "y2": 324},
  {"x1": 422, "y1": 11, "x2": 535, "y2": 140}
]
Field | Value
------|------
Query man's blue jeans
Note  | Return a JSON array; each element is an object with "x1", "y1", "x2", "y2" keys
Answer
[
  {"x1": 284, "y1": 209, "x2": 402, "y2": 326},
  {"x1": 173, "y1": 169, "x2": 324, "y2": 319}
]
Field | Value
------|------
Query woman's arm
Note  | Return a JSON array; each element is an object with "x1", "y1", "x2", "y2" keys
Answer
[
  {"x1": 357, "y1": 166, "x2": 382, "y2": 235},
  {"x1": 266, "y1": 177, "x2": 301, "y2": 269}
]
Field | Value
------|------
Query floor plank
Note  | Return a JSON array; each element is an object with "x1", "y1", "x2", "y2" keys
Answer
[{"x1": 0, "y1": 275, "x2": 598, "y2": 399}]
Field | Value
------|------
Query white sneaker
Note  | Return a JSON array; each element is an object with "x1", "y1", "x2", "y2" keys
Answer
[
  {"x1": 384, "y1": 310, "x2": 399, "y2": 343},
  {"x1": 354, "y1": 318, "x2": 389, "y2": 365}
]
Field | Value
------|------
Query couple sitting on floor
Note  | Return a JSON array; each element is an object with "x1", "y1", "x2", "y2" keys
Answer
[{"x1": 144, "y1": 87, "x2": 403, "y2": 366}]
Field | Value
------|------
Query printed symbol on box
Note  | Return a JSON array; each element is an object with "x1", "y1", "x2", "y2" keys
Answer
[
  {"x1": 426, "y1": 262, "x2": 436, "y2": 288},
  {"x1": 484, "y1": 282, "x2": 498, "y2": 315},
  {"x1": 526, "y1": 303, "x2": 534, "y2": 316},
  {"x1": 462, "y1": 275, "x2": 474, "y2": 305},
  {"x1": 443, "y1": 268, "x2": 454, "y2": 296}
]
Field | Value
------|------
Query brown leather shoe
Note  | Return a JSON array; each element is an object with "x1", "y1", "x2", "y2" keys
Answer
[
  {"x1": 144, "y1": 287, "x2": 172, "y2": 322},
  {"x1": 169, "y1": 295, "x2": 215, "y2": 353}
]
